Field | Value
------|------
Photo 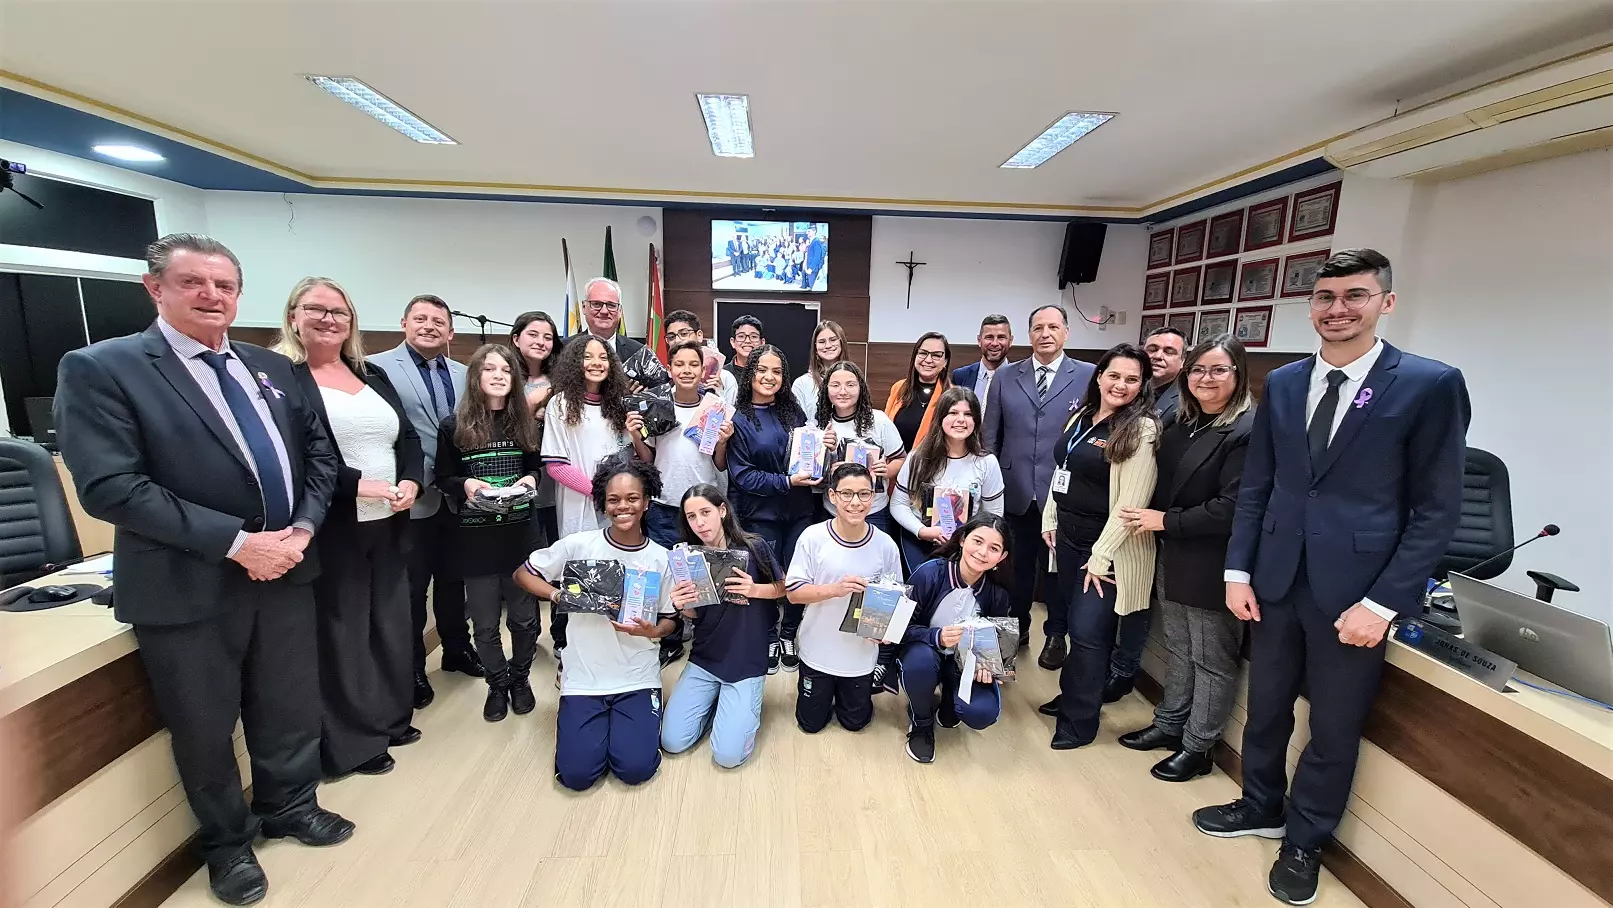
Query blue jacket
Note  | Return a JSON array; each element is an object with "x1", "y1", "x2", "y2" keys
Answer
[
  {"x1": 982, "y1": 356, "x2": 1096, "y2": 516},
  {"x1": 1225, "y1": 342, "x2": 1470, "y2": 618},
  {"x1": 727, "y1": 404, "x2": 814, "y2": 525},
  {"x1": 951, "y1": 361, "x2": 982, "y2": 391},
  {"x1": 901, "y1": 558, "x2": 1013, "y2": 648}
]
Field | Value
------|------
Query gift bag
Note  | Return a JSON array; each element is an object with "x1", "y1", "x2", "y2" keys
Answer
[
  {"x1": 556, "y1": 559, "x2": 625, "y2": 616},
  {"x1": 621, "y1": 345, "x2": 671, "y2": 389}
]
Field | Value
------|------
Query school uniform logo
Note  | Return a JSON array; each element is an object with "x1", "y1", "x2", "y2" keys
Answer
[
  {"x1": 650, "y1": 691, "x2": 661, "y2": 715},
  {"x1": 801, "y1": 676, "x2": 814, "y2": 695}
]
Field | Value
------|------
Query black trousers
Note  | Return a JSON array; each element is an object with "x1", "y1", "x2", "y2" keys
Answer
[
  {"x1": 1241, "y1": 573, "x2": 1388, "y2": 850},
  {"x1": 313, "y1": 519, "x2": 414, "y2": 776},
  {"x1": 1006, "y1": 505, "x2": 1063, "y2": 640},
  {"x1": 465, "y1": 573, "x2": 539, "y2": 676},
  {"x1": 133, "y1": 579, "x2": 323, "y2": 865},
  {"x1": 1053, "y1": 535, "x2": 1115, "y2": 744},
  {"x1": 408, "y1": 506, "x2": 469, "y2": 670},
  {"x1": 795, "y1": 663, "x2": 873, "y2": 733}
]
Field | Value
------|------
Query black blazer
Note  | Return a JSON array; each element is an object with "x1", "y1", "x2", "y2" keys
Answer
[
  {"x1": 292, "y1": 361, "x2": 424, "y2": 541},
  {"x1": 1151, "y1": 406, "x2": 1256, "y2": 610},
  {"x1": 54, "y1": 324, "x2": 339, "y2": 626}
]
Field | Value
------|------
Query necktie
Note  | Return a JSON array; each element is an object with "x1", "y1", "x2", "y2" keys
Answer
[
  {"x1": 1307, "y1": 369, "x2": 1349, "y2": 467},
  {"x1": 1036, "y1": 365, "x2": 1052, "y2": 399},
  {"x1": 431, "y1": 359, "x2": 456, "y2": 421},
  {"x1": 199, "y1": 352, "x2": 292, "y2": 530}
]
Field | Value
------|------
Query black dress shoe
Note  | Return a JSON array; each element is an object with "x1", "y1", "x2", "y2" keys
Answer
[
  {"x1": 207, "y1": 852, "x2": 267, "y2": 906},
  {"x1": 1050, "y1": 730, "x2": 1091, "y2": 750},
  {"x1": 353, "y1": 753, "x2": 395, "y2": 775},
  {"x1": 1117, "y1": 725, "x2": 1182, "y2": 752},
  {"x1": 390, "y1": 726, "x2": 422, "y2": 747},
  {"x1": 1268, "y1": 840, "x2": 1323, "y2": 905},
  {"x1": 1151, "y1": 748, "x2": 1213, "y2": 782},
  {"x1": 1037, "y1": 636, "x2": 1068, "y2": 670},
  {"x1": 413, "y1": 671, "x2": 435, "y2": 709},
  {"x1": 1102, "y1": 674, "x2": 1135, "y2": 703},
  {"x1": 1037, "y1": 696, "x2": 1061, "y2": 717},
  {"x1": 262, "y1": 807, "x2": 356, "y2": 847},
  {"x1": 441, "y1": 644, "x2": 485, "y2": 678}
]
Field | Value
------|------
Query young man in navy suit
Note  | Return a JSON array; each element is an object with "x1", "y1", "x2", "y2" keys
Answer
[{"x1": 1192, "y1": 249, "x2": 1470, "y2": 905}]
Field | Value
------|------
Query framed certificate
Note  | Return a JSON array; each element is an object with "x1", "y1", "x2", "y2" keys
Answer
[
  {"x1": 1139, "y1": 313, "x2": 1167, "y2": 343},
  {"x1": 1243, "y1": 197, "x2": 1288, "y2": 252},
  {"x1": 1233, "y1": 305, "x2": 1272, "y2": 348},
  {"x1": 1169, "y1": 266, "x2": 1202, "y2": 308},
  {"x1": 1237, "y1": 257, "x2": 1279, "y2": 301},
  {"x1": 1147, "y1": 229, "x2": 1175, "y2": 270},
  {"x1": 1174, "y1": 220, "x2": 1207, "y2": 264},
  {"x1": 1201, "y1": 259, "x2": 1237, "y2": 305},
  {"x1": 1288, "y1": 181, "x2": 1341, "y2": 242},
  {"x1": 1143, "y1": 272, "x2": 1170, "y2": 310},
  {"x1": 1207, "y1": 209, "x2": 1245, "y2": 258},
  {"x1": 1195, "y1": 308, "x2": 1231, "y2": 342},
  {"x1": 1281, "y1": 250, "x2": 1330, "y2": 298},
  {"x1": 1168, "y1": 312, "x2": 1197, "y2": 342}
]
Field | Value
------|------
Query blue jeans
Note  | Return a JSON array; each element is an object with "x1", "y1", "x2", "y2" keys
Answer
[
  {"x1": 554, "y1": 689, "x2": 662, "y2": 791},
  {"x1": 752, "y1": 514, "x2": 813, "y2": 642},
  {"x1": 1110, "y1": 608, "x2": 1152, "y2": 680},
  {"x1": 645, "y1": 501, "x2": 683, "y2": 549},
  {"x1": 660, "y1": 663, "x2": 765, "y2": 768},
  {"x1": 898, "y1": 640, "x2": 1000, "y2": 730},
  {"x1": 1053, "y1": 535, "x2": 1114, "y2": 744}
]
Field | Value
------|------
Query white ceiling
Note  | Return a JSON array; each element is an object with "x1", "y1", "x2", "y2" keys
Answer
[{"x1": 3, "y1": 0, "x2": 1612, "y2": 214}]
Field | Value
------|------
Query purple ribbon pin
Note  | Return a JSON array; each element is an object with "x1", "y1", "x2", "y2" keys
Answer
[
  {"x1": 257, "y1": 372, "x2": 286, "y2": 400},
  {"x1": 1353, "y1": 387, "x2": 1373, "y2": 409}
]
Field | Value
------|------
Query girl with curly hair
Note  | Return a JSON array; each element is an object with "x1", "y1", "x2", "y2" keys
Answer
[{"x1": 541, "y1": 335, "x2": 653, "y2": 538}]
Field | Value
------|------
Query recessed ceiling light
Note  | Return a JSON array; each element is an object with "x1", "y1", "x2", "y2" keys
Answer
[
  {"x1": 93, "y1": 144, "x2": 164, "y2": 163},
  {"x1": 1001, "y1": 112, "x2": 1115, "y2": 169},
  {"x1": 696, "y1": 94, "x2": 754, "y2": 158},
  {"x1": 304, "y1": 75, "x2": 456, "y2": 145}
]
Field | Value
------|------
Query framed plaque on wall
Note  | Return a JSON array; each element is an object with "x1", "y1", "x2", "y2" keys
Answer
[
  {"x1": 1201, "y1": 260, "x2": 1237, "y2": 305},
  {"x1": 1237, "y1": 257, "x2": 1279, "y2": 301},
  {"x1": 1174, "y1": 220, "x2": 1206, "y2": 264},
  {"x1": 1206, "y1": 210, "x2": 1245, "y2": 258},
  {"x1": 1139, "y1": 313, "x2": 1167, "y2": 343},
  {"x1": 1233, "y1": 305, "x2": 1273, "y2": 348},
  {"x1": 1147, "y1": 229, "x2": 1175, "y2": 270},
  {"x1": 1288, "y1": 181, "x2": 1341, "y2": 242},
  {"x1": 1143, "y1": 272, "x2": 1170, "y2": 310},
  {"x1": 1169, "y1": 266, "x2": 1202, "y2": 308},
  {"x1": 1243, "y1": 197, "x2": 1288, "y2": 252},
  {"x1": 1168, "y1": 312, "x2": 1197, "y2": 341},
  {"x1": 1196, "y1": 308, "x2": 1231, "y2": 342},
  {"x1": 1280, "y1": 250, "x2": 1330, "y2": 298}
]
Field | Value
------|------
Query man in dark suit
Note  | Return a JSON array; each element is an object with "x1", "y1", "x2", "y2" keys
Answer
[
  {"x1": 951, "y1": 313, "x2": 1014, "y2": 413},
  {"x1": 1193, "y1": 249, "x2": 1469, "y2": 905},
  {"x1": 54, "y1": 235, "x2": 354, "y2": 906},
  {"x1": 982, "y1": 304, "x2": 1096, "y2": 667},
  {"x1": 582, "y1": 276, "x2": 646, "y2": 361},
  {"x1": 801, "y1": 224, "x2": 827, "y2": 290}
]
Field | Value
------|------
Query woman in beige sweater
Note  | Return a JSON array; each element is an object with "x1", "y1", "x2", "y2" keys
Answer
[{"x1": 1038, "y1": 344, "x2": 1159, "y2": 750}]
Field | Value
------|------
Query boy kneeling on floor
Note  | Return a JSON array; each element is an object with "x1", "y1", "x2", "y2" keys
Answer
[
  {"x1": 517, "y1": 459, "x2": 676, "y2": 791},
  {"x1": 784, "y1": 462, "x2": 902, "y2": 733}
]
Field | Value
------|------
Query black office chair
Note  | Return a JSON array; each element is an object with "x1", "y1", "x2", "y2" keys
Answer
[
  {"x1": 0, "y1": 436, "x2": 83, "y2": 585},
  {"x1": 1435, "y1": 447, "x2": 1514, "y2": 583}
]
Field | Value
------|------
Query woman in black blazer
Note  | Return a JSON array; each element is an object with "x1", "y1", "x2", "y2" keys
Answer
[
  {"x1": 1114, "y1": 334, "x2": 1256, "y2": 783},
  {"x1": 279, "y1": 278, "x2": 425, "y2": 779}
]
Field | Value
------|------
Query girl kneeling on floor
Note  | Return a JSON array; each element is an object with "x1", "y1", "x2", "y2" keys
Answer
[
  {"x1": 898, "y1": 514, "x2": 1014, "y2": 764},
  {"x1": 660, "y1": 484, "x2": 785, "y2": 768},
  {"x1": 516, "y1": 459, "x2": 676, "y2": 791}
]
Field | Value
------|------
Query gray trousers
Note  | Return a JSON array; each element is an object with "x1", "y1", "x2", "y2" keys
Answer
[
  {"x1": 464, "y1": 574, "x2": 538, "y2": 676},
  {"x1": 1153, "y1": 596, "x2": 1243, "y2": 753}
]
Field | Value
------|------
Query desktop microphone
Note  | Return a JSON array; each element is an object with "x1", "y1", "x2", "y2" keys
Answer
[{"x1": 1463, "y1": 524, "x2": 1559, "y2": 577}]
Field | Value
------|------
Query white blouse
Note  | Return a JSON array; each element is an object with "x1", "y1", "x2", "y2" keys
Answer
[{"x1": 320, "y1": 385, "x2": 400, "y2": 523}]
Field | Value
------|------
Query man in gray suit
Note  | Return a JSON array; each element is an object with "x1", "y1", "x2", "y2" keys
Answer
[
  {"x1": 369, "y1": 294, "x2": 479, "y2": 707},
  {"x1": 983, "y1": 303, "x2": 1096, "y2": 670}
]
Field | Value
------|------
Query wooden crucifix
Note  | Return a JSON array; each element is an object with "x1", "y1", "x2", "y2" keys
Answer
[{"x1": 896, "y1": 251, "x2": 927, "y2": 308}]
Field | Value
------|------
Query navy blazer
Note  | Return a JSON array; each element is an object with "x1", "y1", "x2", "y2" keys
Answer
[
  {"x1": 1225, "y1": 342, "x2": 1470, "y2": 618},
  {"x1": 982, "y1": 356, "x2": 1096, "y2": 516},
  {"x1": 54, "y1": 324, "x2": 339, "y2": 626},
  {"x1": 951, "y1": 362, "x2": 983, "y2": 392}
]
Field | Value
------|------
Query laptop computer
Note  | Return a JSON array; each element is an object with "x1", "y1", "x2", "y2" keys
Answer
[
  {"x1": 24, "y1": 396, "x2": 56, "y2": 449},
  {"x1": 1449, "y1": 572, "x2": 1613, "y2": 706}
]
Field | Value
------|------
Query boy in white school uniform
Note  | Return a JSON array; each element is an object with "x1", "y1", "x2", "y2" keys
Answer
[{"x1": 785, "y1": 463, "x2": 903, "y2": 733}]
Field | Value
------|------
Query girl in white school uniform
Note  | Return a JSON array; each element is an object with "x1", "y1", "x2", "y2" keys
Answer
[
  {"x1": 813, "y1": 360, "x2": 906, "y2": 534},
  {"x1": 516, "y1": 459, "x2": 676, "y2": 791},
  {"x1": 790, "y1": 320, "x2": 847, "y2": 418},
  {"x1": 541, "y1": 335, "x2": 654, "y2": 538},
  {"x1": 891, "y1": 386, "x2": 1006, "y2": 573}
]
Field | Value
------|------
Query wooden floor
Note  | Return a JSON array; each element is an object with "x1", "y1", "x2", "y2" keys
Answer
[{"x1": 160, "y1": 626, "x2": 1365, "y2": 908}]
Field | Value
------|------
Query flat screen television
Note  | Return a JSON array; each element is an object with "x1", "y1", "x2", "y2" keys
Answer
[{"x1": 711, "y1": 220, "x2": 828, "y2": 292}]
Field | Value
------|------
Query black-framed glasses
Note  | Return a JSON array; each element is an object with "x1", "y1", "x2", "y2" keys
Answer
[
  {"x1": 666, "y1": 327, "x2": 699, "y2": 342},
  {"x1": 732, "y1": 331, "x2": 762, "y2": 342},
  {"x1": 832, "y1": 489, "x2": 875, "y2": 503},
  {"x1": 1188, "y1": 364, "x2": 1236, "y2": 379},
  {"x1": 915, "y1": 350, "x2": 947, "y2": 361},
  {"x1": 583, "y1": 300, "x2": 620, "y2": 312},
  {"x1": 299, "y1": 305, "x2": 352, "y2": 323},
  {"x1": 1310, "y1": 289, "x2": 1387, "y2": 310}
]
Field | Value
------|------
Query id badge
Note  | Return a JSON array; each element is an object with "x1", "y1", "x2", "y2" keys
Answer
[{"x1": 1051, "y1": 468, "x2": 1071, "y2": 494}]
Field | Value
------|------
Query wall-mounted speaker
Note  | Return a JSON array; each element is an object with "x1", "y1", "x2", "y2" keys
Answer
[{"x1": 1057, "y1": 222, "x2": 1107, "y2": 288}]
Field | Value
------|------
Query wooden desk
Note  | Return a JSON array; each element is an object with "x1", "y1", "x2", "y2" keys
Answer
[
  {"x1": 1140, "y1": 631, "x2": 1613, "y2": 908},
  {"x1": 54, "y1": 455, "x2": 114, "y2": 557}
]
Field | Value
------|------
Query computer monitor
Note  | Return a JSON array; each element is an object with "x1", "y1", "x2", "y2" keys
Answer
[
  {"x1": 1449, "y1": 572, "x2": 1613, "y2": 705},
  {"x1": 24, "y1": 397, "x2": 55, "y2": 449}
]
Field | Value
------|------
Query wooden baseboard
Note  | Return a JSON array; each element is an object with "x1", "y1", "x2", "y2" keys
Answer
[{"x1": 1133, "y1": 668, "x2": 1412, "y2": 908}]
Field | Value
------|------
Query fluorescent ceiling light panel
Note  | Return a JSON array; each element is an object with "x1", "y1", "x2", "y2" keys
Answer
[
  {"x1": 1001, "y1": 112, "x2": 1115, "y2": 168},
  {"x1": 93, "y1": 144, "x2": 164, "y2": 162},
  {"x1": 696, "y1": 94, "x2": 754, "y2": 158},
  {"x1": 304, "y1": 75, "x2": 456, "y2": 144}
]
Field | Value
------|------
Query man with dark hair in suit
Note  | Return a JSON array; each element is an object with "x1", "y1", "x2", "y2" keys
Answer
[
  {"x1": 951, "y1": 313, "x2": 1013, "y2": 412},
  {"x1": 982, "y1": 303, "x2": 1095, "y2": 667},
  {"x1": 801, "y1": 224, "x2": 827, "y2": 290},
  {"x1": 1193, "y1": 248, "x2": 1470, "y2": 905},
  {"x1": 55, "y1": 234, "x2": 354, "y2": 906}
]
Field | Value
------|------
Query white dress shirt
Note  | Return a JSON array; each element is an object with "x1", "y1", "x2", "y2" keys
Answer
[
  {"x1": 155, "y1": 318, "x2": 311, "y2": 555},
  {"x1": 972, "y1": 360, "x2": 998, "y2": 408},
  {"x1": 1030, "y1": 352, "x2": 1065, "y2": 394},
  {"x1": 1226, "y1": 338, "x2": 1396, "y2": 621}
]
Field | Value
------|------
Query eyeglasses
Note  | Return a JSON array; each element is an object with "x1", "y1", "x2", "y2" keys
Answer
[
  {"x1": 583, "y1": 300, "x2": 620, "y2": 312},
  {"x1": 666, "y1": 328, "x2": 699, "y2": 342},
  {"x1": 915, "y1": 350, "x2": 947, "y2": 362},
  {"x1": 833, "y1": 489, "x2": 875, "y2": 503},
  {"x1": 1309, "y1": 289, "x2": 1387, "y2": 310},
  {"x1": 1188, "y1": 365, "x2": 1236, "y2": 380},
  {"x1": 299, "y1": 305, "x2": 352, "y2": 323},
  {"x1": 732, "y1": 332, "x2": 762, "y2": 342}
]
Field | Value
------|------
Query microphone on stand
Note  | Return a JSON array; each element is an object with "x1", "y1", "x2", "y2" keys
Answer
[
  {"x1": 449, "y1": 310, "x2": 513, "y2": 343},
  {"x1": 1463, "y1": 524, "x2": 1559, "y2": 577}
]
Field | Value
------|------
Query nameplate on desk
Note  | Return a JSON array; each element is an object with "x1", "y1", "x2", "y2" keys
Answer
[{"x1": 1393, "y1": 617, "x2": 1516, "y2": 691}]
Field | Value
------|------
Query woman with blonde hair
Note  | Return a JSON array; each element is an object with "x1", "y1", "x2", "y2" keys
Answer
[
  {"x1": 790, "y1": 319, "x2": 846, "y2": 417},
  {"x1": 278, "y1": 277, "x2": 425, "y2": 778}
]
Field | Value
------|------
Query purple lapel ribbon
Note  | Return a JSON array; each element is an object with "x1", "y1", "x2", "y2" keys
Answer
[
  {"x1": 256, "y1": 372, "x2": 286, "y2": 400},
  {"x1": 1353, "y1": 387, "x2": 1373, "y2": 409}
]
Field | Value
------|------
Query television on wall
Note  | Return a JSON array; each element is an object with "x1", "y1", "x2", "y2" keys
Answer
[{"x1": 711, "y1": 220, "x2": 828, "y2": 292}]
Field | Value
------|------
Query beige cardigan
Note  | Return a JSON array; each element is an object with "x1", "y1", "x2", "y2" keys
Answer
[{"x1": 1042, "y1": 417, "x2": 1158, "y2": 616}]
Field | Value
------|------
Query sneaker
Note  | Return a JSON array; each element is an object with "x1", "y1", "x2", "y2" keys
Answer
[
  {"x1": 1191, "y1": 798, "x2": 1286, "y2": 839},
  {"x1": 905, "y1": 723, "x2": 935, "y2": 764},
  {"x1": 767, "y1": 641, "x2": 781, "y2": 675},
  {"x1": 780, "y1": 637, "x2": 799, "y2": 671},
  {"x1": 875, "y1": 660, "x2": 900, "y2": 696},
  {"x1": 1268, "y1": 840, "x2": 1323, "y2": 905},
  {"x1": 937, "y1": 697, "x2": 959, "y2": 729}
]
